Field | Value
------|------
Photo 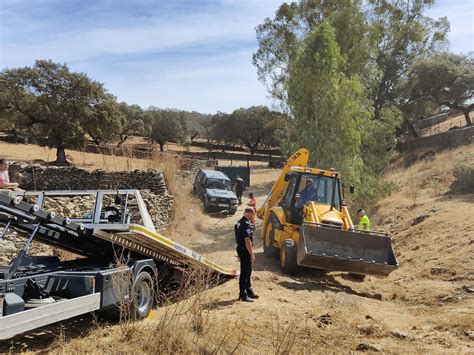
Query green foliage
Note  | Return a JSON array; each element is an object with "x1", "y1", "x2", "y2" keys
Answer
[
  {"x1": 147, "y1": 108, "x2": 189, "y2": 152},
  {"x1": 0, "y1": 60, "x2": 122, "y2": 163},
  {"x1": 286, "y1": 22, "x2": 365, "y2": 181},
  {"x1": 366, "y1": 0, "x2": 449, "y2": 120},
  {"x1": 209, "y1": 107, "x2": 288, "y2": 153},
  {"x1": 253, "y1": 0, "x2": 452, "y2": 207},
  {"x1": 253, "y1": 0, "x2": 449, "y2": 127},
  {"x1": 117, "y1": 103, "x2": 150, "y2": 145},
  {"x1": 403, "y1": 52, "x2": 474, "y2": 126},
  {"x1": 253, "y1": 0, "x2": 370, "y2": 102}
]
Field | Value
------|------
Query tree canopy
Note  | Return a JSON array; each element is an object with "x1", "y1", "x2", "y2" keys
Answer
[
  {"x1": 147, "y1": 108, "x2": 189, "y2": 152},
  {"x1": 403, "y1": 52, "x2": 474, "y2": 126},
  {"x1": 253, "y1": 0, "x2": 455, "y2": 205},
  {"x1": 0, "y1": 60, "x2": 123, "y2": 163},
  {"x1": 286, "y1": 21, "x2": 365, "y2": 179}
]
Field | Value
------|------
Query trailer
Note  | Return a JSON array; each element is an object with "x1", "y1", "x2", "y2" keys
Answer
[{"x1": 0, "y1": 190, "x2": 236, "y2": 340}]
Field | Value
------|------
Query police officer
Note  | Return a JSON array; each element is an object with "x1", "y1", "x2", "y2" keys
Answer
[{"x1": 235, "y1": 208, "x2": 259, "y2": 302}]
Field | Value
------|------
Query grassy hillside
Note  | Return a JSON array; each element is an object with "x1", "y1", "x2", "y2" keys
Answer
[{"x1": 1, "y1": 143, "x2": 473, "y2": 353}]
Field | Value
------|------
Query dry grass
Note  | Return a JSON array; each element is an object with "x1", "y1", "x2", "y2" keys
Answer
[
  {"x1": 48, "y1": 266, "x2": 250, "y2": 355},
  {"x1": 4, "y1": 139, "x2": 474, "y2": 353}
]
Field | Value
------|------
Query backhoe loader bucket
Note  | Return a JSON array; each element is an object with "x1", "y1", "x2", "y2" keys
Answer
[{"x1": 297, "y1": 224, "x2": 398, "y2": 276}]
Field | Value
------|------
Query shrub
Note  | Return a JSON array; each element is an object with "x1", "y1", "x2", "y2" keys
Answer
[{"x1": 452, "y1": 154, "x2": 474, "y2": 193}]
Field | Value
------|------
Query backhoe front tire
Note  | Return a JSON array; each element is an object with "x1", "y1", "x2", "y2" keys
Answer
[
  {"x1": 263, "y1": 214, "x2": 279, "y2": 258},
  {"x1": 280, "y1": 239, "x2": 298, "y2": 275}
]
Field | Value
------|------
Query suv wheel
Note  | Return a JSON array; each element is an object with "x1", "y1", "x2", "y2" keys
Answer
[{"x1": 204, "y1": 196, "x2": 211, "y2": 212}]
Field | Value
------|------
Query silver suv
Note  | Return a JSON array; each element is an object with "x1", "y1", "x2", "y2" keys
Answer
[{"x1": 193, "y1": 169, "x2": 238, "y2": 214}]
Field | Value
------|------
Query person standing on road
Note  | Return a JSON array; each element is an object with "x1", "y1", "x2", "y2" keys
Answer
[
  {"x1": 235, "y1": 176, "x2": 245, "y2": 205},
  {"x1": 0, "y1": 159, "x2": 19, "y2": 190},
  {"x1": 247, "y1": 192, "x2": 257, "y2": 223},
  {"x1": 235, "y1": 208, "x2": 259, "y2": 302},
  {"x1": 357, "y1": 209, "x2": 371, "y2": 231}
]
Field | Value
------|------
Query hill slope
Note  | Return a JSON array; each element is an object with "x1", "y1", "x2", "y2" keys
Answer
[{"x1": 2, "y1": 144, "x2": 473, "y2": 353}]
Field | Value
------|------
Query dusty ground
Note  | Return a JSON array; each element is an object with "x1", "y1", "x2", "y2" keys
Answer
[{"x1": 1, "y1": 143, "x2": 473, "y2": 353}]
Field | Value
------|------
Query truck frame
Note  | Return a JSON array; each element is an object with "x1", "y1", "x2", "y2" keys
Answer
[{"x1": 0, "y1": 190, "x2": 236, "y2": 340}]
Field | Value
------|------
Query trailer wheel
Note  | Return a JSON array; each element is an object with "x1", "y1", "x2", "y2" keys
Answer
[
  {"x1": 131, "y1": 271, "x2": 154, "y2": 320},
  {"x1": 280, "y1": 240, "x2": 298, "y2": 275},
  {"x1": 263, "y1": 214, "x2": 279, "y2": 258}
]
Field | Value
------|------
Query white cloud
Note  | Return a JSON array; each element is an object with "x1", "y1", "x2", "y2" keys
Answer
[{"x1": 1, "y1": 0, "x2": 471, "y2": 112}]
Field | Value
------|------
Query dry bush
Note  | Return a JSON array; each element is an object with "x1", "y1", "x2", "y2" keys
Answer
[
  {"x1": 434, "y1": 313, "x2": 474, "y2": 334},
  {"x1": 48, "y1": 265, "x2": 246, "y2": 354},
  {"x1": 452, "y1": 153, "x2": 474, "y2": 193},
  {"x1": 270, "y1": 318, "x2": 298, "y2": 354}
]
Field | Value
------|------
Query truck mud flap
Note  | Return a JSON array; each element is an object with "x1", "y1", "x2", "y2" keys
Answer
[{"x1": 297, "y1": 224, "x2": 398, "y2": 276}]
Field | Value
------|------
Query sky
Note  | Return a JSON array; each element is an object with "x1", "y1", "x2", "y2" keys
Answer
[{"x1": 0, "y1": 0, "x2": 473, "y2": 113}]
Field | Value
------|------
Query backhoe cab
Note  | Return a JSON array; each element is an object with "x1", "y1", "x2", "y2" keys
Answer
[{"x1": 258, "y1": 148, "x2": 398, "y2": 277}]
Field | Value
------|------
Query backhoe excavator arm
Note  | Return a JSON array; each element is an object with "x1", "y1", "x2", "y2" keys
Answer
[{"x1": 257, "y1": 148, "x2": 309, "y2": 220}]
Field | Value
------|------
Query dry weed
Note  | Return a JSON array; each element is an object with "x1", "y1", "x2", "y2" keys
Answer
[{"x1": 270, "y1": 317, "x2": 298, "y2": 354}]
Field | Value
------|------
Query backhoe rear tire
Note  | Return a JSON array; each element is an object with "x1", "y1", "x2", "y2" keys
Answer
[
  {"x1": 280, "y1": 239, "x2": 298, "y2": 275},
  {"x1": 263, "y1": 214, "x2": 279, "y2": 258}
]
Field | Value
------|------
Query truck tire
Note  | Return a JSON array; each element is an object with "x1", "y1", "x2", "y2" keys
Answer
[
  {"x1": 280, "y1": 240, "x2": 298, "y2": 275},
  {"x1": 263, "y1": 214, "x2": 279, "y2": 258},
  {"x1": 228, "y1": 207, "x2": 237, "y2": 215},
  {"x1": 130, "y1": 271, "x2": 154, "y2": 320}
]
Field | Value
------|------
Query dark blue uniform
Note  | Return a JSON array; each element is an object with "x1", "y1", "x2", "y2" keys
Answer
[{"x1": 235, "y1": 216, "x2": 253, "y2": 298}]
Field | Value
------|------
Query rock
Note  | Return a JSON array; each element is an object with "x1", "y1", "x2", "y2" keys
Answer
[
  {"x1": 0, "y1": 239, "x2": 17, "y2": 254},
  {"x1": 430, "y1": 267, "x2": 446, "y2": 275},
  {"x1": 391, "y1": 330, "x2": 407, "y2": 339},
  {"x1": 357, "y1": 324, "x2": 378, "y2": 335},
  {"x1": 356, "y1": 343, "x2": 381, "y2": 352},
  {"x1": 317, "y1": 313, "x2": 332, "y2": 325},
  {"x1": 438, "y1": 295, "x2": 462, "y2": 303},
  {"x1": 462, "y1": 285, "x2": 474, "y2": 293},
  {"x1": 465, "y1": 330, "x2": 474, "y2": 340},
  {"x1": 412, "y1": 215, "x2": 429, "y2": 226}
]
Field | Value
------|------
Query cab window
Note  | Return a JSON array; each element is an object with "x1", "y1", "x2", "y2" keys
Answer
[{"x1": 296, "y1": 174, "x2": 341, "y2": 210}]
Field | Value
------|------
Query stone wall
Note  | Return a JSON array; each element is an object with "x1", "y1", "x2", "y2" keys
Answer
[
  {"x1": 8, "y1": 163, "x2": 174, "y2": 230},
  {"x1": 1, "y1": 164, "x2": 175, "y2": 264},
  {"x1": 397, "y1": 126, "x2": 474, "y2": 153}
]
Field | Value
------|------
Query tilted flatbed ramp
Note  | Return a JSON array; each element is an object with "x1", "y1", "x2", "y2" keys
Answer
[{"x1": 0, "y1": 190, "x2": 237, "y2": 277}]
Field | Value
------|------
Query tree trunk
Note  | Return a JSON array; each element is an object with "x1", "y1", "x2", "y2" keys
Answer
[
  {"x1": 407, "y1": 123, "x2": 420, "y2": 139},
  {"x1": 250, "y1": 146, "x2": 256, "y2": 155},
  {"x1": 55, "y1": 145, "x2": 69, "y2": 165},
  {"x1": 462, "y1": 109, "x2": 472, "y2": 126},
  {"x1": 159, "y1": 142, "x2": 164, "y2": 152}
]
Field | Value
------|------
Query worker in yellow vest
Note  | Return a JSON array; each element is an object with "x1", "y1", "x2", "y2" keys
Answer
[{"x1": 357, "y1": 209, "x2": 371, "y2": 231}]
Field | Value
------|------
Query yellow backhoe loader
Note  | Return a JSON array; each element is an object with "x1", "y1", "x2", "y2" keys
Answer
[{"x1": 257, "y1": 148, "x2": 398, "y2": 276}]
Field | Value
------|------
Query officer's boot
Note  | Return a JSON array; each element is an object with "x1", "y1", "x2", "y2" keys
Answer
[
  {"x1": 238, "y1": 293, "x2": 254, "y2": 302},
  {"x1": 246, "y1": 288, "x2": 259, "y2": 299}
]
